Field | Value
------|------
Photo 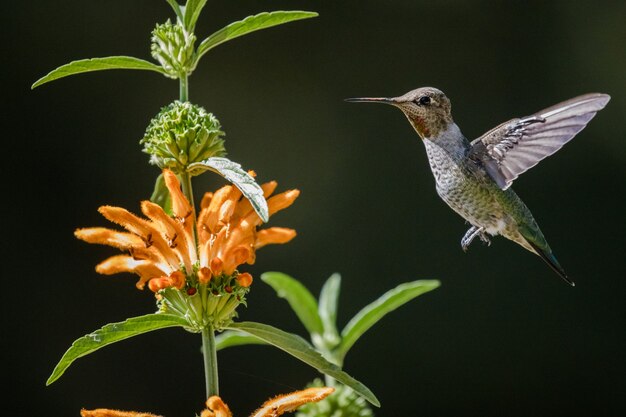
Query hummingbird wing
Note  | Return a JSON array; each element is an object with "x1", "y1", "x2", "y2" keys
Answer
[{"x1": 469, "y1": 93, "x2": 610, "y2": 189}]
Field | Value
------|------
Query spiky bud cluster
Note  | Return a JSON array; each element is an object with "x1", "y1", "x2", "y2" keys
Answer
[
  {"x1": 295, "y1": 379, "x2": 374, "y2": 417},
  {"x1": 151, "y1": 20, "x2": 196, "y2": 78},
  {"x1": 158, "y1": 270, "x2": 251, "y2": 332},
  {"x1": 141, "y1": 101, "x2": 226, "y2": 174}
]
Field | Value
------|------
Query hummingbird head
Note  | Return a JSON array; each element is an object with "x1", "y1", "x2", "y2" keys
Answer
[{"x1": 346, "y1": 87, "x2": 453, "y2": 139}]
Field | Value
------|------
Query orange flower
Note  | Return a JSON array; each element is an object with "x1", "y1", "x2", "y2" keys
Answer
[
  {"x1": 79, "y1": 387, "x2": 333, "y2": 417},
  {"x1": 75, "y1": 169, "x2": 298, "y2": 292}
]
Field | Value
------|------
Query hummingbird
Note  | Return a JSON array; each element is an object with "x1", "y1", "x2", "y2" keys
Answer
[{"x1": 346, "y1": 88, "x2": 610, "y2": 285}]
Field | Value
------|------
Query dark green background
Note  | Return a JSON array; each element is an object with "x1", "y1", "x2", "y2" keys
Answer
[{"x1": 8, "y1": 1, "x2": 625, "y2": 416}]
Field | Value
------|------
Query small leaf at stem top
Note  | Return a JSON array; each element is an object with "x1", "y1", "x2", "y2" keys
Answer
[
  {"x1": 338, "y1": 280, "x2": 440, "y2": 360},
  {"x1": 183, "y1": 0, "x2": 207, "y2": 31},
  {"x1": 187, "y1": 157, "x2": 269, "y2": 222},
  {"x1": 194, "y1": 11, "x2": 318, "y2": 65},
  {"x1": 261, "y1": 272, "x2": 324, "y2": 337},
  {"x1": 165, "y1": 0, "x2": 184, "y2": 21},
  {"x1": 31, "y1": 56, "x2": 166, "y2": 89},
  {"x1": 318, "y1": 273, "x2": 342, "y2": 349},
  {"x1": 228, "y1": 321, "x2": 380, "y2": 407},
  {"x1": 46, "y1": 314, "x2": 188, "y2": 385}
]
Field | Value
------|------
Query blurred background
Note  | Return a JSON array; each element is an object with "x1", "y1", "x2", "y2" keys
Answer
[{"x1": 6, "y1": 1, "x2": 625, "y2": 416}]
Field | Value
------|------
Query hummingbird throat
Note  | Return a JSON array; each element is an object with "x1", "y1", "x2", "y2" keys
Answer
[{"x1": 408, "y1": 115, "x2": 432, "y2": 138}]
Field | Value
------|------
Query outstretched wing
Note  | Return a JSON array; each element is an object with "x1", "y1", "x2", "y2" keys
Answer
[{"x1": 469, "y1": 93, "x2": 610, "y2": 189}]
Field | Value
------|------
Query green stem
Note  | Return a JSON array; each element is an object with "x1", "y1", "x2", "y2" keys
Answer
[
  {"x1": 179, "y1": 73, "x2": 189, "y2": 102},
  {"x1": 202, "y1": 326, "x2": 219, "y2": 398}
]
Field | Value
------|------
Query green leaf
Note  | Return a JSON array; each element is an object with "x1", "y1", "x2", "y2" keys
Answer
[
  {"x1": 187, "y1": 157, "x2": 269, "y2": 223},
  {"x1": 32, "y1": 56, "x2": 166, "y2": 89},
  {"x1": 318, "y1": 273, "x2": 342, "y2": 348},
  {"x1": 165, "y1": 0, "x2": 184, "y2": 21},
  {"x1": 195, "y1": 11, "x2": 318, "y2": 62},
  {"x1": 150, "y1": 173, "x2": 173, "y2": 215},
  {"x1": 183, "y1": 0, "x2": 207, "y2": 31},
  {"x1": 338, "y1": 280, "x2": 440, "y2": 359},
  {"x1": 261, "y1": 272, "x2": 324, "y2": 337},
  {"x1": 215, "y1": 329, "x2": 267, "y2": 350},
  {"x1": 46, "y1": 314, "x2": 188, "y2": 385},
  {"x1": 228, "y1": 321, "x2": 379, "y2": 407}
]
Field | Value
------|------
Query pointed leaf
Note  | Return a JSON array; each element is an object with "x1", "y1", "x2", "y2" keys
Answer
[
  {"x1": 187, "y1": 157, "x2": 269, "y2": 222},
  {"x1": 195, "y1": 11, "x2": 318, "y2": 61},
  {"x1": 261, "y1": 272, "x2": 324, "y2": 337},
  {"x1": 150, "y1": 173, "x2": 173, "y2": 215},
  {"x1": 339, "y1": 280, "x2": 440, "y2": 359},
  {"x1": 228, "y1": 321, "x2": 379, "y2": 407},
  {"x1": 318, "y1": 273, "x2": 342, "y2": 348},
  {"x1": 183, "y1": 0, "x2": 207, "y2": 31},
  {"x1": 215, "y1": 329, "x2": 267, "y2": 350},
  {"x1": 46, "y1": 314, "x2": 188, "y2": 385},
  {"x1": 165, "y1": 0, "x2": 184, "y2": 21},
  {"x1": 32, "y1": 56, "x2": 166, "y2": 89}
]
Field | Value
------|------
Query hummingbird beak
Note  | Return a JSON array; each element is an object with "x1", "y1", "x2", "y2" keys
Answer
[{"x1": 344, "y1": 97, "x2": 397, "y2": 105}]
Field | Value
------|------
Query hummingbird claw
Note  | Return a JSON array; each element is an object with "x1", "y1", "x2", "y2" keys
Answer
[{"x1": 461, "y1": 226, "x2": 488, "y2": 251}]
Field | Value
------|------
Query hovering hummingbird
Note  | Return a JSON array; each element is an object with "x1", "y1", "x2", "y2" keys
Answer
[{"x1": 347, "y1": 88, "x2": 610, "y2": 285}]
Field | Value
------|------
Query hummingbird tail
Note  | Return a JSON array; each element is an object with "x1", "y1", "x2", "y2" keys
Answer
[{"x1": 527, "y1": 241, "x2": 575, "y2": 287}]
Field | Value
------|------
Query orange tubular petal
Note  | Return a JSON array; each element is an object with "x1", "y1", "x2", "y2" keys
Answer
[
  {"x1": 141, "y1": 200, "x2": 196, "y2": 271},
  {"x1": 202, "y1": 397, "x2": 232, "y2": 417},
  {"x1": 98, "y1": 206, "x2": 155, "y2": 237},
  {"x1": 200, "y1": 192, "x2": 214, "y2": 209},
  {"x1": 95, "y1": 255, "x2": 168, "y2": 289},
  {"x1": 250, "y1": 387, "x2": 335, "y2": 417},
  {"x1": 268, "y1": 189, "x2": 300, "y2": 216},
  {"x1": 81, "y1": 408, "x2": 161, "y2": 417},
  {"x1": 74, "y1": 228, "x2": 144, "y2": 249},
  {"x1": 236, "y1": 272, "x2": 253, "y2": 287},
  {"x1": 210, "y1": 257, "x2": 223, "y2": 276},
  {"x1": 255, "y1": 228, "x2": 297, "y2": 249},
  {"x1": 222, "y1": 245, "x2": 252, "y2": 275},
  {"x1": 203, "y1": 185, "x2": 233, "y2": 233},
  {"x1": 162, "y1": 169, "x2": 192, "y2": 219},
  {"x1": 198, "y1": 267, "x2": 212, "y2": 284}
]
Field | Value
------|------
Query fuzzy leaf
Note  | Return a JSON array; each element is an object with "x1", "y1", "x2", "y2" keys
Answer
[
  {"x1": 150, "y1": 173, "x2": 173, "y2": 215},
  {"x1": 187, "y1": 157, "x2": 269, "y2": 222},
  {"x1": 195, "y1": 11, "x2": 318, "y2": 61},
  {"x1": 46, "y1": 314, "x2": 188, "y2": 385},
  {"x1": 215, "y1": 329, "x2": 267, "y2": 350},
  {"x1": 339, "y1": 280, "x2": 440, "y2": 359},
  {"x1": 32, "y1": 56, "x2": 166, "y2": 89},
  {"x1": 183, "y1": 0, "x2": 207, "y2": 31},
  {"x1": 318, "y1": 273, "x2": 342, "y2": 348},
  {"x1": 228, "y1": 321, "x2": 380, "y2": 407},
  {"x1": 261, "y1": 272, "x2": 324, "y2": 337}
]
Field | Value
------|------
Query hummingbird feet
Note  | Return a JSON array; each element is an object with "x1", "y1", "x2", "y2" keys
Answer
[{"x1": 461, "y1": 226, "x2": 491, "y2": 252}]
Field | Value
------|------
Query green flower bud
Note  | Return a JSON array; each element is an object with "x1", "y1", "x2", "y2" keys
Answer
[
  {"x1": 151, "y1": 20, "x2": 196, "y2": 78},
  {"x1": 141, "y1": 101, "x2": 226, "y2": 173},
  {"x1": 296, "y1": 379, "x2": 375, "y2": 417}
]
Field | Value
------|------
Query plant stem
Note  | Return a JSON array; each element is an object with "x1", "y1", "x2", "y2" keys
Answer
[
  {"x1": 202, "y1": 326, "x2": 219, "y2": 398},
  {"x1": 179, "y1": 73, "x2": 189, "y2": 102}
]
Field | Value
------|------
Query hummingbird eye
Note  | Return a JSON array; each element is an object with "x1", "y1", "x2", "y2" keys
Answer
[{"x1": 416, "y1": 96, "x2": 431, "y2": 106}]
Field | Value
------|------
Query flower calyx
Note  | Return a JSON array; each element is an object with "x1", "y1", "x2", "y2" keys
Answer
[
  {"x1": 156, "y1": 269, "x2": 252, "y2": 332},
  {"x1": 141, "y1": 101, "x2": 226, "y2": 174}
]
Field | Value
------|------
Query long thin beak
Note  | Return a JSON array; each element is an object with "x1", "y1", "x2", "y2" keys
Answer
[{"x1": 344, "y1": 97, "x2": 397, "y2": 104}]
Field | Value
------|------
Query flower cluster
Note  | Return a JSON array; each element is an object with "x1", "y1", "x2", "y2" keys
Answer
[
  {"x1": 151, "y1": 19, "x2": 196, "y2": 78},
  {"x1": 75, "y1": 169, "x2": 299, "y2": 328}
]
